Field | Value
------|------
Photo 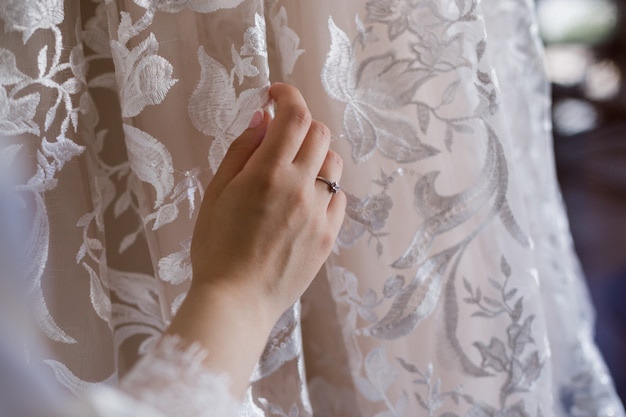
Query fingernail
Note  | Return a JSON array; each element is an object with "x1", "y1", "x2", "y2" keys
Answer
[{"x1": 248, "y1": 110, "x2": 263, "y2": 129}]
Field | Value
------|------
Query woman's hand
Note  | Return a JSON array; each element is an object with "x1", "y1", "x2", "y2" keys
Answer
[
  {"x1": 165, "y1": 83, "x2": 345, "y2": 397},
  {"x1": 190, "y1": 82, "x2": 345, "y2": 319}
]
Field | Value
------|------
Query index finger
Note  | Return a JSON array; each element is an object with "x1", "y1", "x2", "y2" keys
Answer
[{"x1": 250, "y1": 83, "x2": 311, "y2": 166}]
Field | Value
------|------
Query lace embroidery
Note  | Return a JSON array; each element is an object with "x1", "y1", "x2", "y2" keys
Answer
[
  {"x1": 319, "y1": 2, "x2": 551, "y2": 415},
  {"x1": 109, "y1": 268, "x2": 166, "y2": 358},
  {"x1": 122, "y1": 125, "x2": 175, "y2": 221},
  {"x1": 121, "y1": 335, "x2": 239, "y2": 417},
  {"x1": 157, "y1": 238, "x2": 192, "y2": 285},
  {"x1": 2, "y1": 1, "x2": 623, "y2": 415},
  {"x1": 110, "y1": 34, "x2": 178, "y2": 118},
  {"x1": 266, "y1": 2, "x2": 304, "y2": 78},
  {"x1": 187, "y1": 11, "x2": 270, "y2": 173},
  {"x1": 322, "y1": 18, "x2": 439, "y2": 164},
  {"x1": 1, "y1": 0, "x2": 87, "y2": 344},
  {"x1": 44, "y1": 360, "x2": 117, "y2": 397}
]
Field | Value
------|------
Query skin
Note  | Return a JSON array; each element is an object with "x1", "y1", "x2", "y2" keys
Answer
[{"x1": 164, "y1": 83, "x2": 346, "y2": 398}]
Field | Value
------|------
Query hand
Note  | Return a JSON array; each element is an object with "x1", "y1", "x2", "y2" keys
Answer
[
  {"x1": 190, "y1": 82, "x2": 345, "y2": 321},
  {"x1": 165, "y1": 83, "x2": 345, "y2": 397}
]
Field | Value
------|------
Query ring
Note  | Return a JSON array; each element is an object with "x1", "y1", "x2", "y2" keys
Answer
[{"x1": 316, "y1": 176, "x2": 340, "y2": 194}]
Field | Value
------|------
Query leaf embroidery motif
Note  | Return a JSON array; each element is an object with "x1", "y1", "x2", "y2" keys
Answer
[
  {"x1": 28, "y1": 194, "x2": 77, "y2": 343},
  {"x1": 393, "y1": 126, "x2": 506, "y2": 269},
  {"x1": 269, "y1": 5, "x2": 305, "y2": 77},
  {"x1": 322, "y1": 18, "x2": 438, "y2": 164},
  {"x1": 0, "y1": 48, "x2": 27, "y2": 85},
  {"x1": 354, "y1": 346, "x2": 398, "y2": 402},
  {"x1": 0, "y1": 89, "x2": 41, "y2": 136},
  {"x1": 43, "y1": 360, "x2": 116, "y2": 396},
  {"x1": 188, "y1": 47, "x2": 268, "y2": 173},
  {"x1": 123, "y1": 124, "x2": 174, "y2": 208},
  {"x1": 231, "y1": 45, "x2": 259, "y2": 86},
  {"x1": 109, "y1": 268, "x2": 165, "y2": 355},
  {"x1": 366, "y1": 245, "x2": 458, "y2": 339}
]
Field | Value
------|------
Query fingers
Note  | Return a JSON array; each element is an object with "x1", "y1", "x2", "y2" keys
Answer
[
  {"x1": 315, "y1": 149, "x2": 343, "y2": 204},
  {"x1": 251, "y1": 83, "x2": 311, "y2": 166},
  {"x1": 326, "y1": 187, "x2": 347, "y2": 235},
  {"x1": 205, "y1": 113, "x2": 269, "y2": 203},
  {"x1": 316, "y1": 149, "x2": 346, "y2": 251},
  {"x1": 294, "y1": 120, "x2": 331, "y2": 176}
]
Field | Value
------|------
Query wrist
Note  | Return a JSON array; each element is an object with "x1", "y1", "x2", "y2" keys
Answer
[
  {"x1": 187, "y1": 279, "x2": 278, "y2": 336},
  {"x1": 165, "y1": 281, "x2": 278, "y2": 398}
]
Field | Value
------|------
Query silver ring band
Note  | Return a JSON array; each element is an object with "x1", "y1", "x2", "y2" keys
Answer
[{"x1": 316, "y1": 176, "x2": 340, "y2": 194}]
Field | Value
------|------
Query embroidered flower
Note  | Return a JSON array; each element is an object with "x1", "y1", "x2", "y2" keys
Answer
[
  {"x1": 366, "y1": 0, "x2": 411, "y2": 24},
  {"x1": 189, "y1": 47, "x2": 268, "y2": 173},
  {"x1": 366, "y1": 0, "x2": 441, "y2": 41},
  {"x1": 322, "y1": 18, "x2": 438, "y2": 163},
  {"x1": 365, "y1": 0, "x2": 413, "y2": 40},
  {"x1": 346, "y1": 192, "x2": 393, "y2": 232},
  {"x1": 240, "y1": 13, "x2": 267, "y2": 58},
  {"x1": 0, "y1": 0, "x2": 64, "y2": 42},
  {"x1": 339, "y1": 191, "x2": 393, "y2": 250},
  {"x1": 411, "y1": 33, "x2": 470, "y2": 71},
  {"x1": 158, "y1": 239, "x2": 192, "y2": 285},
  {"x1": 111, "y1": 33, "x2": 178, "y2": 118}
]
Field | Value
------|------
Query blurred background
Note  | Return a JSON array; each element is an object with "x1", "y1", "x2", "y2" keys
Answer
[{"x1": 537, "y1": 0, "x2": 626, "y2": 402}]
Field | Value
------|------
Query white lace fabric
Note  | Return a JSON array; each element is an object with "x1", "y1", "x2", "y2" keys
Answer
[
  {"x1": 119, "y1": 335, "x2": 239, "y2": 417},
  {"x1": 0, "y1": 0, "x2": 624, "y2": 416}
]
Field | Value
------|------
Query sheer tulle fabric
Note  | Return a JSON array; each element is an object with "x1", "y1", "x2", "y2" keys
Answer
[{"x1": 0, "y1": 0, "x2": 623, "y2": 416}]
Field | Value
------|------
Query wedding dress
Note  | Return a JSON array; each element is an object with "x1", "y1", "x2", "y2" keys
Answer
[{"x1": 0, "y1": 0, "x2": 623, "y2": 416}]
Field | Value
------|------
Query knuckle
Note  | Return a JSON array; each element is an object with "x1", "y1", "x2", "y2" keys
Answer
[
  {"x1": 273, "y1": 83, "x2": 301, "y2": 103},
  {"x1": 282, "y1": 83, "x2": 300, "y2": 97},
  {"x1": 310, "y1": 120, "x2": 331, "y2": 141},
  {"x1": 285, "y1": 103, "x2": 311, "y2": 128},
  {"x1": 327, "y1": 149, "x2": 343, "y2": 170},
  {"x1": 318, "y1": 227, "x2": 336, "y2": 254}
]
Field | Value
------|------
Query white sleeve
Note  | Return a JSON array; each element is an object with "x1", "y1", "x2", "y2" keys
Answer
[
  {"x1": 118, "y1": 335, "x2": 240, "y2": 417},
  {"x1": 63, "y1": 335, "x2": 240, "y2": 417},
  {"x1": 64, "y1": 387, "x2": 169, "y2": 417}
]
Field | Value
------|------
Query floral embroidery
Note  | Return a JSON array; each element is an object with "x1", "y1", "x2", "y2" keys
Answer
[
  {"x1": 189, "y1": 47, "x2": 268, "y2": 173},
  {"x1": 322, "y1": 18, "x2": 439, "y2": 164},
  {"x1": 0, "y1": 0, "x2": 64, "y2": 43},
  {"x1": 110, "y1": 34, "x2": 178, "y2": 118},
  {"x1": 267, "y1": 2, "x2": 304, "y2": 77},
  {"x1": 2, "y1": 1, "x2": 622, "y2": 416},
  {"x1": 339, "y1": 191, "x2": 393, "y2": 255}
]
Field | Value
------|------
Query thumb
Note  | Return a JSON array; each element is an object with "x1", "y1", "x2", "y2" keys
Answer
[{"x1": 204, "y1": 112, "x2": 269, "y2": 202}]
